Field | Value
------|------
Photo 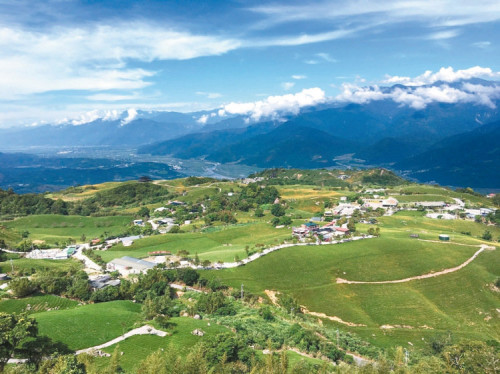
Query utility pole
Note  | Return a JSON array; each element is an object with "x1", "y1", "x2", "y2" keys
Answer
[
  {"x1": 240, "y1": 284, "x2": 244, "y2": 299},
  {"x1": 404, "y1": 349, "x2": 409, "y2": 365},
  {"x1": 10, "y1": 258, "x2": 14, "y2": 273},
  {"x1": 336, "y1": 329, "x2": 339, "y2": 347}
]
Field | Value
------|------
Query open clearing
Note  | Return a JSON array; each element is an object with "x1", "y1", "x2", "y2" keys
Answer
[{"x1": 34, "y1": 300, "x2": 142, "y2": 350}]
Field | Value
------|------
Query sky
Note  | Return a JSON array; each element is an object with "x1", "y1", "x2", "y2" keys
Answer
[{"x1": 1, "y1": 0, "x2": 500, "y2": 127}]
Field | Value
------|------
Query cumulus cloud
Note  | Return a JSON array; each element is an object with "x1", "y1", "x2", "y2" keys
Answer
[
  {"x1": 292, "y1": 75, "x2": 307, "y2": 80},
  {"x1": 337, "y1": 67, "x2": 500, "y2": 109},
  {"x1": 121, "y1": 108, "x2": 138, "y2": 125},
  {"x1": 197, "y1": 114, "x2": 210, "y2": 124},
  {"x1": 218, "y1": 87, "x2": 326, "y2": 121},
  {"x1": 383, "y1": 66, "x2": 499, "y2": 86}
]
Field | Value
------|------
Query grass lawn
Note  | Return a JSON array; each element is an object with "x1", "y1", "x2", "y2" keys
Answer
[
  {"x1": 1, "y1": 215, "x2": 133, "y2": 245},
  {"x1": 100, "y1": 222, "x2": 291, "y2": 263},
  {"x1": 34, "y1": 300, "x2": 142, "y2": 351},
  {"x1": 90, "y1": 316, "x2": 229, "y2": 372},
  {"x1": 0, "y1": 294, "x2": 79, "y2": 314}
]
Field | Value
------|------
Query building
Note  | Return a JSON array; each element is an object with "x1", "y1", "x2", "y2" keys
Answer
[
  {"x1": 120, "y1": 235, "x2": 142, "y2": 247},
  {"x1": 89, "y1": 274, "x2": 121, "y2": 290},
  {"x1": 439, "y1": 234, "x2": 450, "y2": 241},
  {"x1": 106, "y1": 256, "x2": 155, "y2": 276},
  {"x1": 133, "y1": 219, "x2": 145, "y2": 227}
]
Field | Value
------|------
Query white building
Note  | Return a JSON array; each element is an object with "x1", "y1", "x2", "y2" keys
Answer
[{"x1": 107, "y1": 256, "x2": 155, "y2": 276}]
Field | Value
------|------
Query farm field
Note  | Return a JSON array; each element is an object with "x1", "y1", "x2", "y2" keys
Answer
[
  {"x1": 0, "y1": 294, "x2": 79, "y2": 314},
  {"x1": 1, "y1": 214, "x2": 133, "y2": 245},
  {"x1": 100, "y1": 222, "x2": 291, "y2": 263},
  {"x1": 33, "y1": 300, "x2": 142, "y2": 351}
]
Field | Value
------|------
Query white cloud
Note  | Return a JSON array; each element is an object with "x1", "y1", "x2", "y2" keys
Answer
[
  {"x1": 316, "y1": 52, "x2": 337, "y2": 62},
  {"x1": 197, "y1": 114, "x2": 210, "y2": 124},
  {"x1": 426, "y1": 29, "x2": 460, "y2": 40},
  {"x1": 472, "y1": 41, "x2": 491, "y2": 48},
  {"x1": 196, "y1": 91, "x2": 222, "y2": 99},
  {"x1": 337, "y1": 67, "x2": 500, "y2": 109},
  {"x1": 383, "y1": 66, "x2": 499, "y2": 86},
  {"x1": 0, "y1": 24, "x2": 240, "y2": 99},
  {"x1": 281, "y1": 82, "x2": 295, "y2": 90},
  {"x1": 219, "y1": 87, "x2": 326, "y2": 121},
  {"x1": 121, "y1": 108, "x2": 138, "y2": 125},
  {"x1": 249, "y1": 1, "x2": 500, "y2": 29},
  {"x1": 292, "y1": 75, "x2": 307, "y2": 80}
]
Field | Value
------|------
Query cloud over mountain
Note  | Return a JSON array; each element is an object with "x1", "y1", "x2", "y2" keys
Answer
[
  {"x1": 217, "y1": 88, "x2": 326, "y2": 121},
  {"x1": 337, "y1": 66, "x2": 500, "y2": 109}
]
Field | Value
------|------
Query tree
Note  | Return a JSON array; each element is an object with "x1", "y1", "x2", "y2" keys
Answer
[
  {"x1": 255, "y1": 207, "x2": 264, "y2": 217},
  {"x1": 10, "y1": 278, "x2": 37, "y2": 297},
  {"x1": 137, "y1": 207, "x2": 150, "y2": 218},
  {"x1": 482, "y1": 230, "x2": 492, "y2": 241},
  {"x1": 106, "y1": 345, "x2": 124, "y2": 374},
  {"x1": 271, "y1": 204, "x2": 286, "y2": 217},
  {"x1": 38, "y1": 354, "x2": 86, "y2": 374},
  {"x1": 0, "y1": 313, "x2": 38, "y2": 371}
]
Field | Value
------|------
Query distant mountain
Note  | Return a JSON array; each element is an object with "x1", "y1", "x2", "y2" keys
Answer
[
  {"x1": 0, "y1": 113, "x2": 204, "y2": 149},
  {"x1": 137, "y1": 121, "x2": 278, "y2": 158},
  {"x1": 354, "y1": 137, "x2": 429, "y2": 164},
  {"x1": 206, "y1": 122, "x2": 360, "y2": 168},
  {"x1": 396, "y1": 121, "x2": 500, "y2": 188}
]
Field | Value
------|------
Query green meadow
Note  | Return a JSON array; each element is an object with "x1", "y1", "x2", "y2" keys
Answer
[
  {"x1": 34, "y1": 300, "x2": 142, "y2": 350},
  {"x1": 90, "y1": 317, "x2": 230, "y2": 372},
  {"x1": 1, "y1": 214, "x2": 133, "y2": 245},
  {"x1": 206, "y1": 222, "x2": 499, "y2": 349}
]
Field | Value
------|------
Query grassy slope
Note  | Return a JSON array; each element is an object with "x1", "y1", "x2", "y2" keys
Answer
[
  {"x1": 100, "y1": 222, "x2": 291, "y2": 263},
  {"x1": 34, "y1": 300, "x2": 142, "y2": 351},
  {"x1": 1, "y1": 215, "x2": 133, "y2": 244},
  {"x1": 205, "y1": 212, "x2": 500, "y2": 349},
  {"x1": 91, "y1": 317, "x2": 229, "y2": 372}
]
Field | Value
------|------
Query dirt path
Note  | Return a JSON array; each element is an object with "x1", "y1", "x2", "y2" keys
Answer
[
  {"x1": 337, "y1": 244, "x2": 494, "y2": 285},
  {"x1": 75, "y1": 325, "x2": 168, "y2": 355},
  {"x1": 265, "y1": 290, "x2": 366, "y2": 327}
]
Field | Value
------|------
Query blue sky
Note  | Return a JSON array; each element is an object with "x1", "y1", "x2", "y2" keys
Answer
[{"x1": 0, "y1": 0, "x2": 500, "y2": 127}]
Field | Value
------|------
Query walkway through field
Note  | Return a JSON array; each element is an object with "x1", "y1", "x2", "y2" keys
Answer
[
  {"x1": 75, "y1": 325, "x2": 168, "y2": 355},
  {"x1": 336, "y1": 244, "x2": 494, "y2": 285}
]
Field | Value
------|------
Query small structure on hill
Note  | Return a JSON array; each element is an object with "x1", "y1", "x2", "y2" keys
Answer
[
  {"x1": 107, "y1": 256, "x2": 155, "y2": 276},
  {"x1": 439, "y1": 234, "x2": 450, "y2": 241}
]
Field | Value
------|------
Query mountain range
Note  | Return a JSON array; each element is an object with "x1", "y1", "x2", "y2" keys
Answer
[{"x1": 1, "y1": 79, "x2": 499, "y2": 190}]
